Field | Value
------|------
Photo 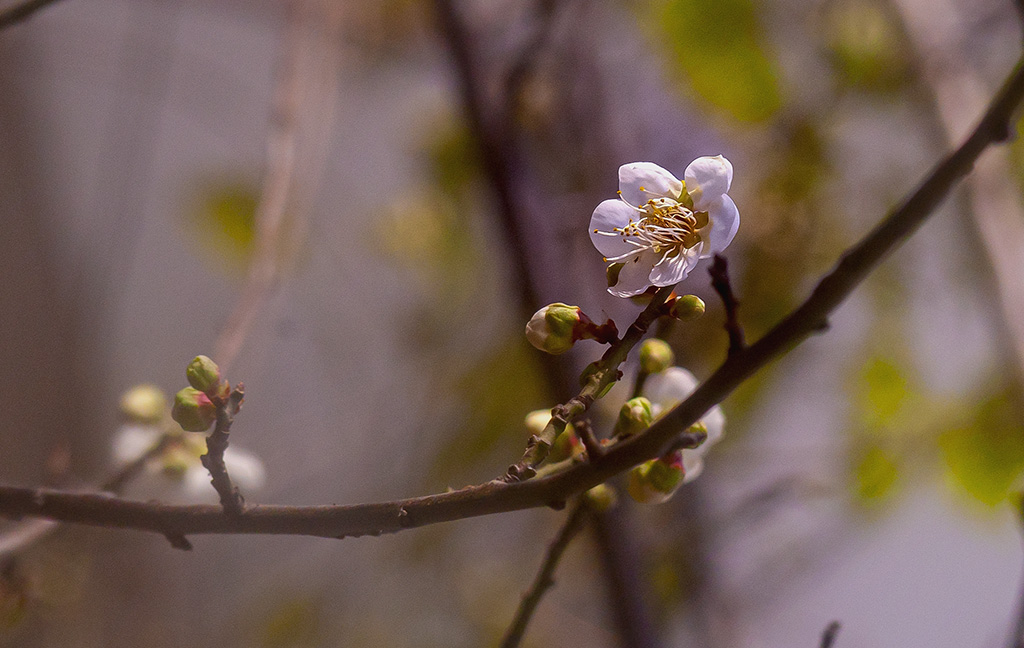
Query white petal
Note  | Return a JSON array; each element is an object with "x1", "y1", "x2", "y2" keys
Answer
[
  {"x1": 644, "y1": 367, "x2": 698, "y2": 412},
  {"x1": 181, "y1": 447, "x2": 266, "y2": 503},
  {"x1": 702, "y1": 405, "x2": 725, "y2": 446},
  {"x1": 224, "y1": 447, "x2": 267, "y2": 492},
  {"x1": 650, "y1": 247, "x2": 700, "y2": 286},
  {"x1": 685, "y1": 155, "x2": 733, "y2": 207},
  {"x1": 699, "y1": 194, "x2": 740, "y2": 258},
  {"x1": 590, "y1": 199, "x2": 642, "y2": 258},
  {"x1": 112, "y1": 425, "x2": 161, "y2": 464},
  {"x1": 619, "y1": 162, "x2": 683, "y2": 206},
  {"x1": 609, "y1": 249, "x2": 659, "y2": 297},
  {"x1": 183, "y1": 467, "x2": 219, "y2": 503},
  {"x1": 681, "y1": 450, "x2": 704, "y2": 483}
]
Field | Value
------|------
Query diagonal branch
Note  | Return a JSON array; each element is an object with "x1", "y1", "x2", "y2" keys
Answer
[{"x1": 1, "y1": 51, "x2": 1023, "y2": 544}]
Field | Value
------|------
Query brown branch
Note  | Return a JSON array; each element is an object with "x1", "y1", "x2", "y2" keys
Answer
[
  {"x1": 0, "y1": 0, "x2": 62, "y2": 30},
  {"x1": 499, "y1": 500, "x2": 591, "y2": 648},
  {"x1": 1, "y1": 50, "x2": 1023, "y2": 544},
  {"x1": 199, "y1": 387, "x2": 246, "y2": 516},
  {"x1": 708, "y1": 255, "x2": 745, "y2": 356}
]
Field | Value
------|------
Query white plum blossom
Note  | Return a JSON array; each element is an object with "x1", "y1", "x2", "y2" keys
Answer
[
  {"x1": 643, "y1": 367, "x2": 724, "y2": 483},
  {"x1": 590, "y1": 157, "x2": 739, "y2": 297},
  {"x1": 111, "y1": 424, "x2": 266, "y2": 503}
]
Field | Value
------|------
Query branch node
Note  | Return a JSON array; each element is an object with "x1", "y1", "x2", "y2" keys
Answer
[
  {"x1": 820, "y1": 621, "x2": 841, "y2": 648},
  {"x1": 165, "y1": 533, "x2": 193, "y2": 551}
]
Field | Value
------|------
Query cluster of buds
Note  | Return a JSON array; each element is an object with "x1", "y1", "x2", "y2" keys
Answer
[
  {"x1": 525, "y1": 303, "x2": 618, "y2": 355},
  {"x1": 171, "y1": 355, "x2": 232, "y2": 432}
]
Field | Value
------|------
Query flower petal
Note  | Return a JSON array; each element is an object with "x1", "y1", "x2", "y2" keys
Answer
[
  {"x1": 649, "y1": 248, "x2": 699, "y2": 287},
  {"x1": 681, "y1": 450, "x2": 704, "y2": 484},
  {"x1": 112, "y1": 425, "x2": 161, "y2": 464},
  {"x1": 644, "y1": 366, "x2": 698, "y2": 412},
  {"x1": 685, "y1": 155, "x2": 733, "y2": 207},
  {"x1": 702, "y1": 405, "x2": 725, "y2": 446},
  {"x1": 590, "y1": 199, "x2": 641, "y2": 258},
  {"x1": 619, "y1": 162, "x2": 683, "y2": 206},
  {"x1": 609, "y1": 249, "x2": 659, "y2": 297},
  {"x1": 699, "y1": 194, "x2": 740, "y2": 258}
]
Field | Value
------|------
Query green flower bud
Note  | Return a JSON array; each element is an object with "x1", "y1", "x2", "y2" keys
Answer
[
  {"x1": 669, "y1": 295, "x2": 705, "y2": 321},
  {"x1": 547, "y1": 428, "x2": 582, "y2": 463},
  {"x1": 171, "y1": 387, "x2": 217, "y2": 432},
  {"x1": 639, "y1": 339, "x2": 674, "y2": 374},
  {"x1": 119, "y1": 384, "x2": 166, "y2": 424},
  {"x1": 186, "y1": 355, "x2": 225, "y2": 398},
  {"x1": 524, "y1": 409, "x2": 554, "y2": 436},
  {"x1": 626, "y1": 452, "x2": 684, "y2": 504},
  {"x1": 585, "y1": 483, "x2": 618, "y2": 512},
  {"x1": 525, "y1": 303, "x2": 582, "y2": 355},
  {"x1": 615, "y1": 397, "x2": 653, "y2": 437}
]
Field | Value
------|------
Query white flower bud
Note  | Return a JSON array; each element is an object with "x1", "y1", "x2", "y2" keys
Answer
[{"x1": 525, "y1": 303, "x2": 582, "y2": 355}]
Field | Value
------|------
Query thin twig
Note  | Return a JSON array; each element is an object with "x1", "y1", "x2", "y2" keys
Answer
[
  {"x1": 573, "y1": 419, "x2": 605, "y2": 462},
  {"x1": 213, "y1": 0, "x2": 315, "y2": 374},
  {"x1": 199, "y1": 387, "x2": 246, "y2": 516},
  {"x1": 499, "y1": 500, "x2": 591, "y2": 648},
  {"x1": 709, "y1": 255, "x2": 745, "y2": 356},
  {"x1": 820, "y1": 621, "x2": 841, "y2": 648},
  {"x1": 1, "y1": 49, "x2": 1024, "y2": 543},
  {"x1": 0, "y1": 0, "x2": 62, "y2": 30}
]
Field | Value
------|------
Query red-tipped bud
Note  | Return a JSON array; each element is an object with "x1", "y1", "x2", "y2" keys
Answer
[{"x1": 171, "y1": 387, "x2": 216, "y2": 432}]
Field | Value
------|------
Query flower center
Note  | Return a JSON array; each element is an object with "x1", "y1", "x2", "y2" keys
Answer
[{"x1": 597, "y1": 194, "x2": 709, "y2": 262}]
